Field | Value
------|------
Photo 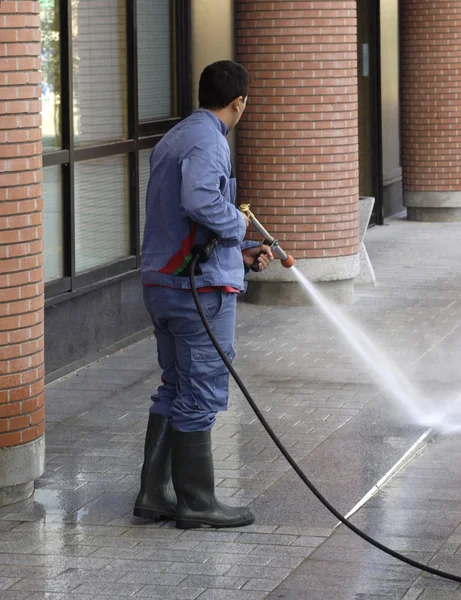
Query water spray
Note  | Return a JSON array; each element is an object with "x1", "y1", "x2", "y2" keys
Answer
[
  {"x1": 239, "y1": 204, "x2": 295, "y2": 269},
  {"x1": 187, "y1": 216, "x2": 461, "y2": 583}
]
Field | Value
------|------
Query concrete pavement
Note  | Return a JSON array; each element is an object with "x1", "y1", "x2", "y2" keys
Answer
[{"x1": 2, "y1": 216, "x2": 461, "y2": 599}]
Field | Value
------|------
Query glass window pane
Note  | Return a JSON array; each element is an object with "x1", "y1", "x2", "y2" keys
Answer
[
  {"x1": 43, "y1": 166, "x2": 64, "y2": 282},
  {"x1": 137, "y1": 0, "x2": 175, "y2": 121},
  {"x1": 74, "y1": 155, "x2": 130, "y2": 273},
  {"x1": 72, "y1": 0, "x2": 128, "y2": 146},
  {"x1": 138, "y1": 148, "x2": 152, "y2": 246},
  {"x1": 40, "y1": 0, "x2": 61, "y2": 150}
]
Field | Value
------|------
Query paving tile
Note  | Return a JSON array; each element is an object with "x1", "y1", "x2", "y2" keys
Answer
[
  {"x1": 204, "y1": 554, "x2": 272, "y2": 567},
  {"x1": 250, "y1": 545, "x2": 316, "y2": 558},
  {"x1": 192, "y1": 542, "x2": 256, "y2": 555},
  {"x1": 119, "y1": 527, "x2": 183, "y2": 540},
  {"x1": 17, "y1": 220, "x2": 461, "y2": 600},
  {"x1": 53, "y1": 535, "x2": 137, "y2": 549},
  {"x1": 0, "y1": 554, "x2": 49, "y2": 567},
  {"x1": 290, "y1": 535, "x2": 329, "y2": 547},
  {"x1": 0, "y1": 578, "x2": 21, "y2": 590},
  {"x1": 412, "y1": 574, "x2": 459, "y2": 591},
  {"x1": 268, "y1": 557, "x2": 305, "y2": 569},
  {"x1": 0, "y1": 566, "x2": 66, "y2": 579},
  {"x1": 225, "y1": 524, "x2": 277, "y2": 534},
  {"x1": 236, "y1": 533, "x2": 297, "y2": 546},
  {"x1": 242, "y1": 578, "x2": 281, "y2": 592},
  {"x1": 19, "y1": 595, "x2": 96, "y2": 600},
  {"x1": 402, "y1": 591, "x2": 424, "y2": 600},
  {"x1": 0, "y1": 593, "x2": 32, "y2": 600},
  {"x1": 165, "y1": 562, "x2": 232, "y2": 576},
  {"x1": 10, "y1": 578, "x2": 81, "y2": 593},
  {"x1": 226, "y1": 566, "x2": 292, "y2": 580},
  {"x1": 180, "y1": 575, "x2": 248, "y2": 590},
  {"x1": 133, "y1": 586, "x2": 204, "y2": 599},
  {"x1": 418, "y1": 593, "x2": 461, "y2": 599},
  {"x1": 136, "y1": 539, "x2": 200, "y2": 552},
  {"x1": 103, "y1": 559, "x2": 172, "y2": 572},
  {"x1": 0, "y1": 522, "x2": 23, "y2": 532},
  {"x1": 195, "y1": 590, "x2": 267, "y2": 600},
  {"x1": 70, "y1": 582, "x2": 142, "y2": 596},
  {"x1": 180, "y1": 531, "x2": 240, "y2": 543},
  {"x1": 34, "y1": 545, "x2": 98, "y2": 558},
  {"x1": 146, "y1": 550, "x2": 213, "y2": 563},
  {"x1": 118, "y1": 572, "x2": 187, "y2": 585},
  {"x1": 89, "y1": 547, "x2": 155, "y2": 560}
]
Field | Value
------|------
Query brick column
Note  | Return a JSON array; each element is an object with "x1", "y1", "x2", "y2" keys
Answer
[
  {"x1": 0, "y1": 0, "x2": 45, "y2": 506},
  {"x1": 402, "y1": 0, "x2": 461, "y2": 222},
  {"x1": 236, "y1": 0, "x2": 360, "y2": 304}
]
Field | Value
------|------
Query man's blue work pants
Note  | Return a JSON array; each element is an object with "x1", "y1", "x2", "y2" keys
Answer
[{"x1": 143, "y1": 286, "x2": 237, "y2": 432}]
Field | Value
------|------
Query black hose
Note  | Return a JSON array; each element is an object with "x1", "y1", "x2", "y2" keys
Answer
[{"x1": 188, "y1": 254, "x2": 461, "y2": 584}]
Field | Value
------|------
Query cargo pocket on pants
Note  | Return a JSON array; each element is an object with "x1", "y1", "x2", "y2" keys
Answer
[{"x1": 190, "y1": 345, "x2": 236, "y2": 413}]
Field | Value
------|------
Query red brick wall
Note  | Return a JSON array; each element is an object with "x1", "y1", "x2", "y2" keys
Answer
[
  {"x1": 235, "y1": 0, "x2": 360, "y2": 260},
  {"x1": 0, "y1": 0, "x2": 44, "y2": 448},
  {"x1": 401, "y1": 0, "x2": 461, "y2": 193}
]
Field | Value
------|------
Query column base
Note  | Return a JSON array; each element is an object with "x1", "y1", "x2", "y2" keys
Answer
[
  {"x1": 407, "y1": 207, "x2": 461, "y2": 222},
  {"x1": 405, "y1": 191, "x2": 461, "y2": 222},
  {"x1": 243, "y1": 278, "x2": 355, "y2": 306},
  {"x1": 0, "y1": 482, "x2": 34, "y2": 507},
  {"x1": 243, "y1": 255, "x2": 359, "y2": 306},
  {"x1": 0, "y1": 436, "x2": 45, "y2": 507}
]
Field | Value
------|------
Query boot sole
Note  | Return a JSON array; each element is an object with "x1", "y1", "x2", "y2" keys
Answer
[
  {"x1": 133, "y1": 507, "x2": 176, "y2": 521},
  {"x1": 176, "y1": 514, "x2": 255, "y2": 530}
]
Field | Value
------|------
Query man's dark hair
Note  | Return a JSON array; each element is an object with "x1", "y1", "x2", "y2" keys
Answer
[{"x1": 199, "y1": 60, "x2": 250, "y2": 110}]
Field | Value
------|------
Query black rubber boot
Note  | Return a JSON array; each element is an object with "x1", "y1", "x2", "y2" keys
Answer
[
  {"x1": 133, "y1": 414, "x2": 177, "y2": 520},
  {"x1": 172, "y1": 429, "x2": 255, "y2": 529}
]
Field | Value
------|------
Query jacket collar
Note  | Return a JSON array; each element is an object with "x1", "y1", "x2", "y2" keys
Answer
[{"x1": 194, "y1": 108, "x2": 229, "y2": 136}]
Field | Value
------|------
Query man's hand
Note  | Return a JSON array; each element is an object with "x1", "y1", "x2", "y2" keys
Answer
[
  {"x1": 242, "y1": 245, "x2": 274, "y2": 272},
  {"x1": 242, "y1": 214, "x2": 250, "y2": 229}
]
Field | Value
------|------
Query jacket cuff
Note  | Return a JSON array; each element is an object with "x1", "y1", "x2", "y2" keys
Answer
[{"x1": 240, "y1": 240, "x2": 262, "y2": 251}]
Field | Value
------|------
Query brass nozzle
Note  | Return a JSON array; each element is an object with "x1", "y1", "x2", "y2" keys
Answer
[{"x1": 239, "y1": 204, "x2": 256, "y2": 221}]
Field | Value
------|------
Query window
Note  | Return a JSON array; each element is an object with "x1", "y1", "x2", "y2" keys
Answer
[
  {"x1": 72, "y1": 0, "x2": 128, "y2": 145},
  {"x1": 40, "y1": 0, "x2": 61, "y2": 150},
  {"x1": 43, "y1": 166, "x2": 64, "y2": 282},
  {"x1": 137, "y1": 0, "x2": 175, "y2": 121},
  {"x1": 74, "y1": 155, "x2": 130, "y2": 273},
  {"x1": 40, "y1": 0, "x2": 192, "y2": 300}
]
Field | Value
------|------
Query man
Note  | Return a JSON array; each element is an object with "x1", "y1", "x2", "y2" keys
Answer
[{"x1": 134, "y1": 60, "x2": 273, "y2": 529}]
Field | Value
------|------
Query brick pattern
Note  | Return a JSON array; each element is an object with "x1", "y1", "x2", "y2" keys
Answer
[
  {"x1": 0, "y1": 0, "x2": 44, "y2": 448},
  {"x1": 401, "y1": 0, "x2": 461, "y2": 192},
  {"x1": 235, "y1": 0, "x2": 360, "y2": 260}
]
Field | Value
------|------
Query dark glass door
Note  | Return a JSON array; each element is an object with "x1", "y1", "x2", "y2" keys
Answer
[{"x1": 357, "y1": 0, "x2": 383, "y2": 225}]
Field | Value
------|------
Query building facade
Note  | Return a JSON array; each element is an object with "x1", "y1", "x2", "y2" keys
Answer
[{"x1": 0, "y1": 0, "x2": 459, "y2": 503}]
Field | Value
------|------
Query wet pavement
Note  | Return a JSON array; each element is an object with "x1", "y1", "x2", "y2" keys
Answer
[{"x1": 2, "y1": 217, "x2": 461, "y2": 599}]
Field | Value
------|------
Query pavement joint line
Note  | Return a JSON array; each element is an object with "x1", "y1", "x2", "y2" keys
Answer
[
  {"x1": 410, "y1": 319, "x2": 461, "y2": 367},
  {"x1": 334, "y1": 427, "x2": 435, "y2": 530}
]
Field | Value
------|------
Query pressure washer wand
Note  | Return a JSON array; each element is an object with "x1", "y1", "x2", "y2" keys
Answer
[{"x1": 239, "y1": 204, "x2": 295, "y2": 268}]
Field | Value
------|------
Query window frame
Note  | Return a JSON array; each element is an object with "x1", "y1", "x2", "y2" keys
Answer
[{"x1": 43, "y1": 0, "x2": 192, "y2": 305}]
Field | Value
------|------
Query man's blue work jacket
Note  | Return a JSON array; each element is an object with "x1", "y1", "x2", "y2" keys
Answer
[{"x1": 141, "y1": 109, "x2": 257, "y2": 291}]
